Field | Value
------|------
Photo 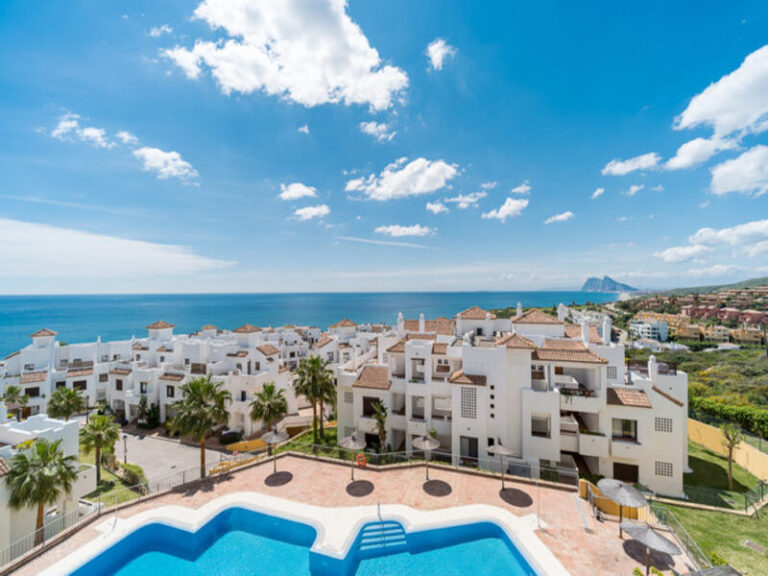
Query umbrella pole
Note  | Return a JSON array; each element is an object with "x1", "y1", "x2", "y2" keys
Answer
[
  {"x1": 426, "y1": 451, "x2": 430, "y2": 481},
  {"x1": 619, "y1": 505, "x2": 623, "y2": 538},
  {"x1": 645, "y1": 546, "x2": 650, "y2": 576},
  {"x1": 500, "y1": 454, "x2": 505, "y2": 491},
  {"x1": 351, "y1": 462, "x2": 355, "y2": 482},
  {"x1": 273, "y1": 455, "x2": 277, "y2": 475}
]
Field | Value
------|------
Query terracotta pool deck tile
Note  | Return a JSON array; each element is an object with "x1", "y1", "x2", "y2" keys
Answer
[{"x1": 14, "y1": 455, "x2": 697, "y2": 576}]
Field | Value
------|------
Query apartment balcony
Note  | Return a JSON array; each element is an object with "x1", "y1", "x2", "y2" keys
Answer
[
  {"x1": 431, "y1": 408, "x2": 452, "y2": 422},
  {"x1": 389, "y1": 412, "x2": 406, "y2": 429},
  {"x1": 611, "y1": 437, "x2": 644, "y2": 459},
  {"x1": 561, "y1": 430, "x2": 579, "y2": 452},
  {"x1": 531, "y1": 379, "x2": 551, "y2": 392},
  {"x1": 408, "y1": 418, "x2": 427, "y2": 437},
  {"x1": 559, "y1": 390, "x2": 599, "y2": 413},
  {"x1": 357, "y1": 416, "x2": 378, "y2": 434},
  {"x1": 578, "y1": 432, "x2": 609, "y2": 458}
]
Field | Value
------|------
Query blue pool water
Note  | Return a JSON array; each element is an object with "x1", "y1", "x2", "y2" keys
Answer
[{"x1": 70, "y1": 508, "x2": 537, "y2": 576}]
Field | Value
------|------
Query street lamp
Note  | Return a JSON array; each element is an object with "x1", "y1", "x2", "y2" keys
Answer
[{"x1": 122, "y1": 434, "x2": 128, "y2": 464}]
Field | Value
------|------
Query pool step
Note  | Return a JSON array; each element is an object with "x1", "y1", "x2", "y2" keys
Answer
[{"x1": 357, "y1": 521, "x2": 407, "y2": 555}]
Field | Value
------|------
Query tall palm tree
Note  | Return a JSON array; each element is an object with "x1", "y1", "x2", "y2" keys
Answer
[
  {"x1": 2, "y1": 385, "x2": 28, "y2": 422},
  {"x1": 6, "y1": 438, "x2": 78, "y2": 545},
  {"x1": 372, "y1": 401, "x2": 388, "y2": 454},
  {"x1": 81, "y1": 414, "x2": 120, "y2": 484},
  {"x1": 250, "y1": 383, "x2": 288, "y2": 456},
  {"x1": 316, "y1": 360, "x2": 335, "y2": 440},
  {"x1": 169, "y1": 376, "x2": 230, "y2": 478},
  {"x1": 295, "y1": 356, "x2": 334, "y2": 444},
  {"x1": 47, "y1": 387, "x2": 85, "y2": 421}
]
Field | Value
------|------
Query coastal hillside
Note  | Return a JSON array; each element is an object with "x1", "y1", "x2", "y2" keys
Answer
[
  {"x1": 664, "y1": 276, "x2": 768, "y2": 296},
  {"x1": 581, "y1": 275, "x2": 637, "y2": 293}
]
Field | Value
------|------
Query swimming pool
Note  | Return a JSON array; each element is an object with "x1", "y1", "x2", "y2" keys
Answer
[{"x1": 69, "y1": 507, "x2": 537, "y2": 576}]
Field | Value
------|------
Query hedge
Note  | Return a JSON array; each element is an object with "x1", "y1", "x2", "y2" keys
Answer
[
  {"x1": 691, "y1": 396, "x2": 768, "y2": 439},
  {"x1": 120, "y1": 462, "x2": 147, "y2": 486}
]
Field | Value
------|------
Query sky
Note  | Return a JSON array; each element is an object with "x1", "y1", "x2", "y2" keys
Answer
[{"x1": 1, "y1": 0, "x2": 768, "y2": 294}]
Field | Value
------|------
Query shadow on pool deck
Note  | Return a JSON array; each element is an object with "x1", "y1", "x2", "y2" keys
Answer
[{"x1": 346, "y1": 480, "x2": 375, "y2": 497}]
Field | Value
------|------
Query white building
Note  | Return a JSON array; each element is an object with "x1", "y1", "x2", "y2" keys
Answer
[
  {"x1": 337, "y1": 305, "x2": 689, "y2": 497},
  {"x1": 629, "y1": 319, "x2": 669, "y2": 342}
]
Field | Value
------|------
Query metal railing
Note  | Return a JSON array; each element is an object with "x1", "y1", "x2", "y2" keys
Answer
[{"x1": 648, "y1": 501, "x2": 711, "y2": 570}]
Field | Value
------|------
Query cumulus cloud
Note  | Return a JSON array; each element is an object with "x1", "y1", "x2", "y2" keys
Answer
[
  {"x1": 359, "y1": 121, "x2": 396, "y2": 142},
  {"x1": 133, "y1": 147, "x2": 199, "y2": 182},
  {"x1": 690, "y1": 218, "x2": 768, "y2": 249},
  {"x1": 444, "y1": 192, "x2": 486, "y2": 209},
  {"x1": 544, "y1": 211, "x2": 574, "y2": 224},
  {"x1": 481, "y1": 198, "x2": 529, "y2": 223},
  {"x1": 51, "y1": 113, "x2": 114, "y2": 149},
  {"x1": 710, "y1": 145, "x2": 768, "y2": 196},
  {"x1": 510, "y1": 181, "x2": 531, "y2": 194},
  {"x1": 426, "y1": 38, "x2": 457, "y2": 70},
  {"x1": 624, "y1": 184, "x2": 644, "y2": 197},
  {"x1": 591, "y1": 187, "x2": 604, "y2": 199},
  {"x1": 164, "y1": 0, "x2": 408, "y2": 111},
  {"x1": 426, "y1": 201, "x2": 449, "y2": 214},
  {"x1": 345, "y1": 157, "x2": 459, "y2": 201},
  {"x1": 602, "y1": 152, "x2": 661, "y2": 175},
  {"x1": 375, "y1": 224, "x2": 433, "y2": 237},
  {"x1": 279, "y1": 182, "x2": 317, "y2": 201},
  {"x1": 149, "y1": 24, "x2": 173, "y2": 37},
  {"x1": 654, "y1": 244, "x2": 712, "y2": 263},
  {"x1": 116, "y1": 131, "x2": 139, "y2": 145},
  {"x1": 665, "y1": 137, "x2": 736, "y2": 170},
  {"x1": 685, "y1": 264, "x2": 742, "y2": 277},
  {"x1": 0, "y1": 218, "x2": 232, "y2": 278},
  {"x1": 480, "y1": 181, "x2": 497, "y2": 190},
  {"x1": 294, "y1": 204, "x2": 330, "y2": 221},
  {"x1": 297, "y1": 124, "x2": 310, "y2": 134}
]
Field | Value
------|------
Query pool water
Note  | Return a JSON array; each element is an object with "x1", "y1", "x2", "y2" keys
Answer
[{"x1": 70, "y1": 508, "x2": 537, "y2": 576}]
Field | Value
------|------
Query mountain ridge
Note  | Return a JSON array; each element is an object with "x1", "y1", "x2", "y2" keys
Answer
[{"x1": 581, "y1": 275, "x2": 637, "y2": 293}]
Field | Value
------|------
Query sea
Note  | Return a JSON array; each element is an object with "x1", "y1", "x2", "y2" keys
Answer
[{"x1": 0, "y1": 292, "x2": 618, "y2": 356}]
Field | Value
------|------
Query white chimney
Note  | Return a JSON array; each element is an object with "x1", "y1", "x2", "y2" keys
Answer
[
  {"x1": 602, "y1": 316, "x2": 612, "y2": 345},
  {"x1": 419, "y1": 313, "x2": 425, "y2": 333},
  {"x1": 397, "y1": 312, "x2": 404, "y2": 337},
  {"x1": 455, "y1": 313, "x2": 463, "y2": 337},
  {"x1": 648, "y1": 355, "x2": 658, "y2": 378},
  {"x1": 484, "y1": 312, "x2": 493, "y2": 337},
  {"x1": 516, "y1": 302, "x2": 523, "y2": 318},
  {"x1": 557, "y1": 303, "x2": 567, "y2": 322},
  {"x1": 581, "y1": 320, "x2": 590, "y2": 346}
]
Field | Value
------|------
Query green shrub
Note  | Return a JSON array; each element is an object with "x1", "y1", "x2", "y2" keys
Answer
[
  {"x1": 691, "y1": 396, "x2": 768, "y2": 439},
  {"x1": 120, "y1": 462, "x2": 147, "y2": 486},
  {"x1": 632, "y1": 568, "x2": 643, "y2": 576},
  {"x1": 709, "y1": 550, "x2": 728, "y2": 566}
]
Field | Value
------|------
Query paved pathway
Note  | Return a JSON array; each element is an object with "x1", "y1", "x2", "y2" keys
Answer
[{"x1": 116, "y1": 431, "x2": 221, "y2": 480}]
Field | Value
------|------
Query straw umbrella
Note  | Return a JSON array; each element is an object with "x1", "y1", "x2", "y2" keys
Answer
[
  {"x1": 620, "y1": 521, "x2": 681, "y2": 575},
  {"x1": 486, "y1": 443, "x2": 515, "y2": 490},
  {"x1": 597, "y1": 478, "x2": 647, "y2": 538},
  {"x1": 261, "y1": 429, "x2": 289, "y2": 475},
  {"x1": 412, "y1": 435, "x2": 440, "y2": 481},
  {"x1": 338, "y1": 433, "x2": 366, "y2": 481}
]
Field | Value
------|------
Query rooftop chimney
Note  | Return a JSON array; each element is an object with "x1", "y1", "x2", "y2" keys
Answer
[
  {"x1": 581, "y1": 320, "x2": 590, "y2": 346},
  {"x1": 557, "y1": 303, "x2": 567, "y2": 322},
  {"x1": 419, "y1": 313, "x2": 425, "y2": 333},
  {"x1": 516, "y1": 302, "x2": 523, "y2": 318},
  {"x1": 602, "y1": 316, "x2": 612, "y2": 345}
]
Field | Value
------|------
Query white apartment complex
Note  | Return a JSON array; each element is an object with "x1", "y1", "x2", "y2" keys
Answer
[
  {"x1": 629, "y1": 319, "x2": 669, "y2": 342},
  {"x1": 336, "y1": 304, "x2": 689, "y2": 497}
]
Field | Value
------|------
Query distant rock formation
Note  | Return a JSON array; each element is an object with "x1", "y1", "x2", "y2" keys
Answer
[{"x1": 581, "y1": 275, "x2": 637, "y2": 293}]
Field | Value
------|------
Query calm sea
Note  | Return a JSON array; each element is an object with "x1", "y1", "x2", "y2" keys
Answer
[{"x1": 0, "y1": 292, "x2": 618, "y2": 356}]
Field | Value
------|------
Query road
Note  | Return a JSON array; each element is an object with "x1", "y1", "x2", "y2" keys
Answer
[{"x1": 115, "y1": 431, "x2": 222, "y2": 480}]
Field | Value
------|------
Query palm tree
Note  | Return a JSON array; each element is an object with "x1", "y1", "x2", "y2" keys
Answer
[
  {"x1": 295, "y1": 356, "x2": 335, "y2": 444},
  {"x1": 169, "y1": 376, "x2": 230, "y2": 478},
  {"x1": 47, "y1": 387, "x2": 85, "y2": 421},
  {"x1": 721, "y1": 423, "x2": 743, "y2": 491},
  {"x1": 372, "y1": 401, "x2": 388, "y2": 454},
  {"x1": 6, "y1": 438, "x2": 77, "y2": 545},
  {"x1": 2, "y1": 385, "x2": 28, "y2": 422},
  {"x1": 81, "y1": 414, "x2": 120, "y2": 484},
  {"x1": 250, "y1": 383, "x2": 288, "y2": 456},
  {"x1": 316, "y1": 361, "x2": 335, "y2": 441}
]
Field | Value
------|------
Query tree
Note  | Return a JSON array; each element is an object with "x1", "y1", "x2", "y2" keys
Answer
[
  {"x1": 721, "y1": 422, "x2": 743, "y2": 491},
  {"x1": 6, "y1": 438, "x2": 77, "y2": 545},
  {"x1": 81, "y1": 414, "x2": 120, "y2": 484},
  {"x1": 169, "y1": 376, "x2": 230, "y2": 478},
  {"x1": 372, "y1": 401, "x2": 388, "y2": 454},
  {"x1": 295, "y1": 356, "x2": 334, "y2": 445},
  {"x1": 136, "y1": 395, "x2": 149, "y2": 424},
  {"x1": 2, "y1": 385, "x2": 28, "y2": 422},
  {"x1": 249, "y1": 383, "x2": 288, "y2": 456},
  {"x1": 47, "y1": 387, "x2": 85, "y2": 421}
]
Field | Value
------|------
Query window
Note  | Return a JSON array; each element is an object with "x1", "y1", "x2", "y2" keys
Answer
[
  {"x1": 55, "y1": 381, "x2": 66, "y2": 389},
  {"x1": 24, "y1": 363, "x2": 34, "y2": 371},
  {"x1": 101, "y1": 355, "x2": 109, "y2": 362},
  {"x1": 140, "y1": 382, "x2": 148, "y2": 394},
  {"x1": 116, "y1": 379, "x2": 123, "y2": 391},
  {"x1": 26, "y1": 387, "x2": 40, "y2": 398},
  {"x1": 73, "y1": 380, "x2": 87, "y2": 391},
  {"x1": 113, "y1": 354, "x2": 119, "y2": 361},
  {"x1": 607, "y1": 366, "x2": 618, "y2": 380},
  {"x1": 362, "y1": 396, "x2": 380, "y2": 417},
  {"x1": 136, "y1": 354, "x2": 141, "y2": 361},
  {"x1": 160, "y1": 356, "x2": 165, "y2": 363},
  {"x1": 490, "y1": 403, "x2": 495, "y2": 409},
  {"x1": 73, "y1": 358, "x2": 82, "y2": 364},
  {"x1": 99, "y1": 373, "x2": 108, "y2": 383},
  {"x1": 184, "y1": 358, "x2": 190, "y2": 366},
  {"x1": 490, "y1": 385, "x2": 495, "y2": 390},
  {"x1": 655, "y1": 461, "x2": 673, "y2": 477},
  {"x1": 655, "y1": 417, "x2": 673, "y2": 433},
  {"x1": 60, "y1": 360, "x2": 68, "y2": 368},
  {"x1": 166, "y1": 386, "x2": 175, "y2": 398},
  {"x1": 490, "y1": 394, "x2": 495, "y2": 400},
  {"x1": 531, "y1": 414, "x2": 551, "y2": 438},
  {"x1": 460, "y1": 387, "x2": 477, "y2": 419},
  {"x1": 344, "y1": 392, "x2": 354, "y2": 404},
  {"x1": 531, "y1": 365, "x2": 545, "y2": 380},
  {"x1": 612, "y1": 418, "x2": 638, "y2": 442},
  {"x1": 240, "y1": 390, "x2": 246, "y2": 402}
]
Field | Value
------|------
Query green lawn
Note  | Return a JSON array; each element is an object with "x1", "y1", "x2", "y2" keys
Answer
[
  {"x1": 681, "y1": 441, "x2": 759, "y2": 509},
  {"x1": 79, "y1": 447, "x2": 141, "y2": 506},
  {"x1": 276, "y1": 426, "x2": 353, "y2": 459},
  {"x1": 667, "y1": 504, "x2": 768, "y2": 575}
]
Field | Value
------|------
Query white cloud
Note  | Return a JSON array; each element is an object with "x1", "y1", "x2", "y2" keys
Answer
[
  {"x1": 51, "y1": 113, "x2": 114, "y2": 149},
  {"x1": 654, "y1": 244, "x2": 712, "y2": 263},
  {"x1": 511, "y1": 181, "x2": 531, "y2": 194},
  {"x1": 0, "y1": 218, "x2": 232, "y2": 278},
  {"x1": 359, "y1": 121, "x2": 396, "y2": 142},
  {"x1": 297, "y1": 124, "x2": 310, "y2": 135},
  {"x1": 336, "y1": 236, "x2": 436, "y2": 250},
  {"x1": 165, "y1": 0, "x2": 408, "y2": 111},
  {"x1": 116, "y1": 131, "x2": 139, "y2": 145},
  {"x1": 345, "y1": 157, "x2": 459, "y2": 201},
  {"x1": 294, "y1": 204, "x2": 330, "y2": 221},
  {"x1": 674, "y1": 45, "x2": 768, "y2": 138},
  {"x1": 133, "y1": 147, "x2": 199, "y2": 182},
  {"x1": 426, "y1": 38, "x2": 457, "y2": 70},
  {"x1": 623, "y1": 184, "x2": 644, "y2": 197},
  {"x1": 602, "y1": 152, "x2": 660, "y2": 176},
  {"x1": 445, "y1": 191, "x2": 486, "y2": 209},
  {"x1": 426, "y1": 201, "x2": 449, "y2": 214},
  {"x1": 481, "y1": 198, "x2": 529, "y2": 223},
  {"x1": 480, "y1": 181, "x2": 497, "y2": 190},
  {"x1": 149, "y1": 24, "x2": 173, "y2": 37},
  {"x1": 374, "y1": 224, "x2": 433, "y2": 237},
  {"x1": 685, "y1": 264, "x2": 742, "y2": 277},
  {"x1": 544, "y1": 211, "x2": 574, "y2": 224},
  {"x1": 591, "y1": 187, "x2": 604, "y2": 199},
  {"x1": 690, "y1": 218, "x2": 768, "y2": 248},
  {"x1": 710, "y1": 145, "x2": 768, "y2": 196},
  {"x1": 279, "y1": 182, "x2": 317, "y2": 201},
  {"x1": 651, "y1": 184, "x2": 664, "y2": 192},
  {"x1": 665, "y1": 137, "x2": 736, "y2": 170}
]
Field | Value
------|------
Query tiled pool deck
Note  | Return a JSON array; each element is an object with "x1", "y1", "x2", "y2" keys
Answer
[{"x1": 14, "y1": 454, "x2": 697, "y2": 576}]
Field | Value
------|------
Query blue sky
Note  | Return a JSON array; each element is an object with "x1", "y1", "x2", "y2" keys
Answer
[{"x1": 1, "y1": 0, "x2": 768, "y2": 294}]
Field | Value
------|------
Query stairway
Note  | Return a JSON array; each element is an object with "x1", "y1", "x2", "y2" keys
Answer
[{"x1": 356, "y1": 521, "x2": 407, "y2": 557}]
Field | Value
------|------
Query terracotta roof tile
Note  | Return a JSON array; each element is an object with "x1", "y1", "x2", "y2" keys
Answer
[
  {"x1": 146, "y1": 321, "x2": 174, "y2": 330},
  {"x1": 404, "y1": 317, "x2": 455, "y2": 336},
  {"x1": 459, "y1": 306, "x2": 496, "y2": 320},
  {"x1": 329, "y1": 318, "x2": 357, "y2": 328},
  {"x1": 257, "y1": 344, "x2": 280, "y2": 357},
  {"x1": 607, "y1": 387, "x2": 652, "y2": 408},
  {"x1": 386, "y1": 333, "x2": 436, "y2": 353},
  {"x1": 564, "y1": 324, "x2": 601, "y2": 343},
  {"x1": 30, "y1": 328, "x2": 58, "y2": 338},
  {"x1": 449, "y1": 369, "x2": 486, "y2": 386},
  {"x1": 496, "y1": 333, "x2": 536, "y2": 349},
  {"x1": 19, "y1": 371, "x2": 47, "y2": 384},
  {"x1": 227, "y1": 351, "x2": 248, "y2": 358},
  {"x1": 510, "y1": 309, "x2": 561, "y2": 325},
  {"x1": 533, "y1": 343, "x2": 608, "y2": 364},
  {"x1": 315, "y1": 335, "x2": 334, "y2": 349},
  {"x1": 67, "y1": 368, "x2": 93, "y2": 378},
  {"x1": 352, "y1": 365, "x2": 390, "y2": 390},
  {"x1": 110, "y1": 368, "x2": 132, "y2": 376},
  {"x1": 234, "y1": 324, "x2": 261, "y2": 334},
  {"x1": 432, "y1": 342, "x2": 448, "y2": 355},
  {"x1": 159, "y1": 373, "x2": 185, "y2": 382},
  {"x1": 201, "y1": 324, "x2": 218, "y2": 331}
]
